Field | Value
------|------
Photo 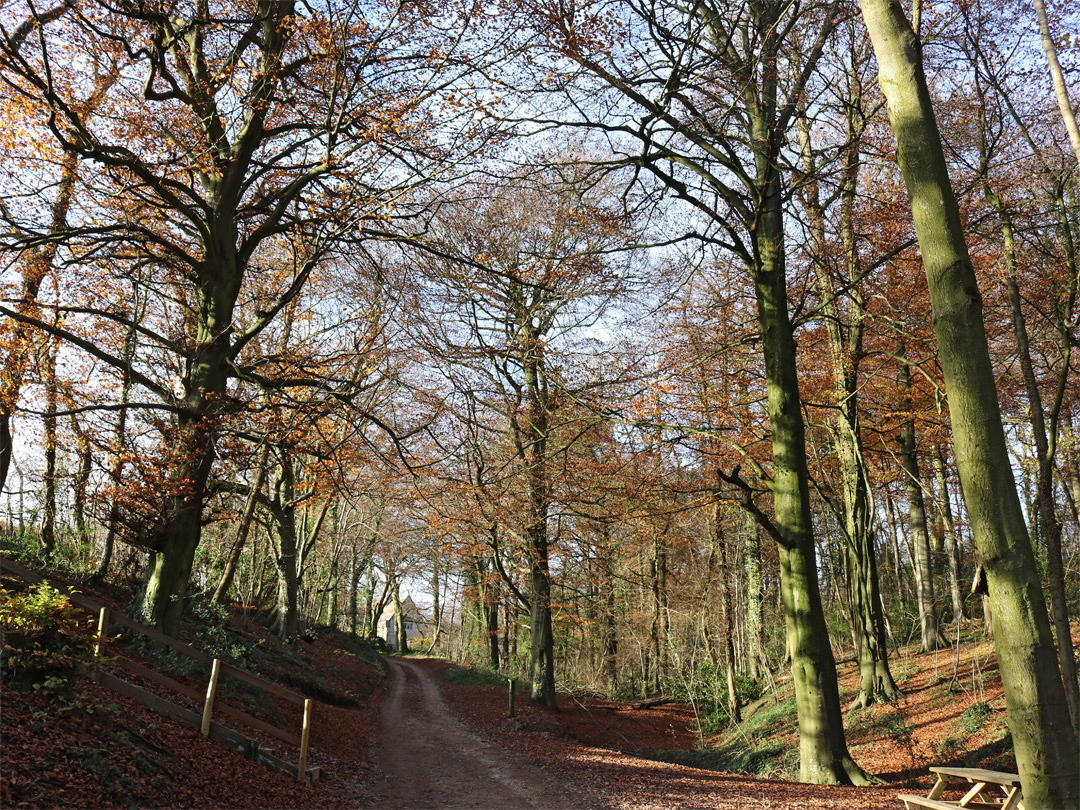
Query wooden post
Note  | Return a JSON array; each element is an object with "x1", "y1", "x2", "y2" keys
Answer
[
  {"x1": 297, "y1": 698, "x2": 312, "y2": 784},
  {"x1": 508, "y1": 678, "x2": 515, "y2": 718},
  {"x1": 201, "y1": 658, "x2": 221, "y2": 737},
  {"x1": 93, "y1": 607, "x2": 107, "y2": 681}
]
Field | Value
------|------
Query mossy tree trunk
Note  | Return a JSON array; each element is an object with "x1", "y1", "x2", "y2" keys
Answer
[
  {"x1": 977, "y1": 114, "x2": 1080, "y2": 730},
  {"x1": 265, "y1": 449, "x2": 330, "y2": 641},
  {"x1": 40, "y1": 330, "x2": 58, "y2": 556},
  {"x1": 520, "y1": 323, "x2": 557, "y2": 709},
  {"x1": 713, "y1": 497, "x2": 741, "y2": 723},
  {"x1": 139, "y1": 364, "x2": 227, "y2": 635},
  {"x1": 754, "y1": 180, "x2": 871, "y2": 785},
  {"x1": 744, "y1": 512, "x2": 764, "y2": 682},
  {"x1": 94, "y1": 303, "x2": 137, "y2": 582},
  {"x1": 797, "y1": 103, "x2": 902, "y2": 707},
  {"x1": 69, "y1": 414, "x2": 92, "y2": 542},
  {"x1": 392, "y1": 581, "x2": 409, "y2": 654},
  {"x1": 267, "y1": 453, "x2": 303, "y2": 641},
  {"x1": 857, "y1": 0, "x2": 1080, "y2": 802},
  {"x1": 212, "y1": 446, "x2": 269, "y2": 605}
]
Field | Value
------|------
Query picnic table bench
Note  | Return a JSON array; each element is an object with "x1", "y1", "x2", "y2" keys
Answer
[{"x1": 899, "y1": 766, "x2": 1024, "y2": 810}]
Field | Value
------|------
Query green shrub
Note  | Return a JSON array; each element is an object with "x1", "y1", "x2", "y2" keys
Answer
[
  {"x1": 654, "y1": 740, "x2": 796, "y2": 779},
  {"x1": 734, "y1": 672, "x2": 763, "y2": 703},
  {"x1": 186, "y1": 598, "x2": 262, "y2": 665},
  {"x1": 959, "y1": 701, "x2": 993, "y2": 734},
  {"x1": 0, "y1": 582, "x2": 94, "y2": 700},
  {"x1": 0, "y1": 525, "x2": 42, "y2": 563},
  {"x1": 329, "y1": 632, "x2": 386, "y2": 677}
]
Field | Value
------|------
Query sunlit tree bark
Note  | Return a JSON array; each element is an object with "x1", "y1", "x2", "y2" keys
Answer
[{"x1": 856, "y1": 0, "x2": 1080, "y2": 802}]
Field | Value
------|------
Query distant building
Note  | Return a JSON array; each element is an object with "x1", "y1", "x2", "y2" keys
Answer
[{"x1": 378, "y1": 595, "x2": 430, "y2": 650}]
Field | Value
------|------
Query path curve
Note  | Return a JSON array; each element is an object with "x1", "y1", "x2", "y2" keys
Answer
[{"x1": 360, "y1": 659, "x2": 588, "y2": 809}]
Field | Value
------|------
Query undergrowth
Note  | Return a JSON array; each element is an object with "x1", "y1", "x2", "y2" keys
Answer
[
  {"x1": 445, "y1": 665, "x2": 510, "y2": 688},
  {"x1": 663, "y1": 662, "x2": 763, "y2": 736},
  {"x1": 653, "y1": 694, "x2": 799, "y2": 779},
  {"x1": 0, "y1": 581, "x2": 97, "y2": 710}
]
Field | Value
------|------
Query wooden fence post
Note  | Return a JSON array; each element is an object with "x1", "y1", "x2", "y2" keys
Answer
[
  {"x1": 202, "y1": 658, "x2": 221, "y2": 737},
  {"x1": 508, "y1": 678, "x2": 515, "y2": 717},
  {"x1": 297, "y1": 698, "x2": 312, "y2": 784},
  {"x1": 92, "y1": 607, "x2": 107, "y2": 682}
]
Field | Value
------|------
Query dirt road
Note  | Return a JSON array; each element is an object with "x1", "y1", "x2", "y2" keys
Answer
[{"x1": 360, "y1": 659, "x2": 594, "y2": 809}]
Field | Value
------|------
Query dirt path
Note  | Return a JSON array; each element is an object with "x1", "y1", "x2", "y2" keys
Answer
[{"x1": 360, "y1": 659, "x2": 595, "y2": 809}]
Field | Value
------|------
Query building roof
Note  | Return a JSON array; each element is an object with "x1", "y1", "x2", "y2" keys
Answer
[{"x1": 380, "y1": 595, "x2": 427, "y2": 624}]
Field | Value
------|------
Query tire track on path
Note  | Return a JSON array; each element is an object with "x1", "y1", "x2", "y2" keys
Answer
[{"x1": 361, "y1": 658, "x2": 587, "y2": 809}]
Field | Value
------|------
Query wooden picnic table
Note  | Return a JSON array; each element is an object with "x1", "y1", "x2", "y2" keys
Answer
[{"x1": 898, "y1": 766, "x2": 1024, "y2": 810}]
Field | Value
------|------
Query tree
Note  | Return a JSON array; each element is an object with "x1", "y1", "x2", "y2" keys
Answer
[
  {"x1": 794, "y1": 35, "x2": 905, "y2": 700},
  {"x1": 897, "y1": 345, "x2": 947, "y2": 652},
  {"x1": 959, "y1": 2, "x2": 1080, "y2": 729},
  {"x1": 856, "y1": 0, "x2": 1080, "y2": 803},
  {"x1": 0, "y1": 3, "x2": 117, "y2": 496},
  {"x1": 516, "y1": 0, "x2": 871, "y2": 782},
  {"x1": 1031, "y1": 0, "x2": 1080, "y2": 168},
  {"x1": 0, "y1": 0, "x2": 489, "y2": 634},
  {"x1": 412, "y1": 162, "x2": 637, "y2": 708}
]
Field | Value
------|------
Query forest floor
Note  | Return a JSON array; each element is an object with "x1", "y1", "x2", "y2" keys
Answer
[
  {"x1": 402, "y1": 637, "x2": 1013, "y2": 810},
  {"x1": 0, "y1": 566, "x2": 1055, "y2": 809}
]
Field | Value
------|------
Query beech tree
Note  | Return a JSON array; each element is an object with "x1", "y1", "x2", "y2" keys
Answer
[
  {"x1": 856, "y1": 0, "x2": 1080, "y2": 803},
  {"x1": 0, "y1": 0, "x2": 493, "y2": 634},
  {"x1": 956, "y1": 0, "x2": 1080, "y2": 730},
  {"x1": 514, "y1": 0, "x2": 871, "y2": 783},
  {"x1": 411, "y1": 163, "x2": 637, "y2": 708},
  {"x1": 793, "y1": 24, "x2": 906, "y2": 701},
  {"x1": 0, "y1": 6, "x2": 118, "y2": 497}
]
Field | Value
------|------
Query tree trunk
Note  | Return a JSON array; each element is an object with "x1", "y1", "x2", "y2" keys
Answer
[
  {"x1": 268, "y1": 454, "x2": 302, "y2": 640},
  {"x1": 932, "y1": 446, "x2": 967, "y2": 623},
  {"x1": 427, "y1": 558, "x2": 443, "y2": 654},
  {"x1": 137, "y1": 410, "x2": 217, "y2": 635},
  {"x1": 213, "y1": 447, "x2": 269, "y2": 604},
  {"x1": 40, "y1": 331, "x2": 59, "y2": 556},
  {"x1": 521, "y1": 326, "x2": 558, "y2": 709},
  {"x1": 744, "y1": 512, "x2": 764, "y2": 683},
  {"x1": 884, "y1": 492, "x2": 906, "y2": 599},
  {"x1": 485, "y1": 561, "x2": 500, "y2": 670},
  {"x1": 501, "y1": 599, "x2": 510, "y2": 666},
  {"x1": 649, "y1": 529, "x2": 668, "y2": 693},
  {"x1": 798, "y1": 107, "x2": 901, "y2": 707},
  {"x1": 857, "y1": 0, "x2": 1080, "y2": 801},
  {"x1": 897, "y1": 347, "x2": 947, "y2": 651},
  {"x1": 1060, "y1": 414, "x2": 1080, "y2": 534},
  {"x1": 604, "y1": 559, "x2": 618, "y2": 694},
  {"x1": 137, "y1": 306, "x2": 233, "y2": 635},
  {"x1": 713, "y1": 498, "x2": 741, "y2": 723},
  {"x1": 396, "y1": 581, "x2": 412, "y2": 654},
  {"x1": 982, "y1": 172, "x2": 1080, "y2": 734},
  {"x1": 528, "y1": 539, "x2": 556, "y2": 708},
  {"x1": 69, "y1": 413, "x2": 92, "y2": 543},
  {"x1": 1032, "y1": 0, "x2": 1080, "y2": 168},
  {"x1": 701, "y1": 511, "x2": 719, "y2": 670},
  {"x1": 753, "y1": 159, "x2": 870, "y2": 785},
  {"x1": 350, "y1": 540, "x2": 359, "y2": 636},
  {"x1": 270, "y1": 522, "x2": 301, "y2": 640},
  {"x1": 94, "y1": 309, "x2": 137, "y2": 582}
]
